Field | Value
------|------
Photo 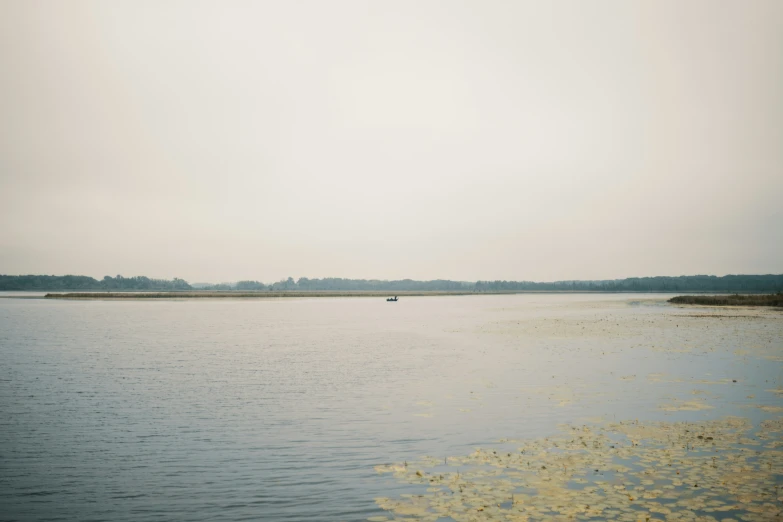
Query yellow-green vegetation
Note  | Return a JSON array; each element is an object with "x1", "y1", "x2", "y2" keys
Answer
[
  {"x1": 43, "y1": 291, "x2": 480, "y2": 299},
  {"x1": 658, "y1": 399, "x2": 714, "y2": 412},
  {"x1": 669, "y1": 295, "x2": 783, "y2": 307},
  {"x1": 373, "y1": 416, "x2": 783, "y2": 521}
]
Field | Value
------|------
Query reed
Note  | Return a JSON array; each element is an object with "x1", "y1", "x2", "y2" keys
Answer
[
  {"x1": 44, "y1": 290, "x2": 479, "y2": 299},
  {"x1": 669, "y1": 294, "x2": 783, "y2": 307}
]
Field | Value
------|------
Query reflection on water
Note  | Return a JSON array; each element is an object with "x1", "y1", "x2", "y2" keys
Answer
[{"x1": 0, "y1": 294, "x2": 780, "y2": 521}]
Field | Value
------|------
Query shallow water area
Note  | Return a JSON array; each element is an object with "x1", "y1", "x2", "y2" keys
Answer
[{"x1": 0, "y1": 294, "x2": 781, "y2": 521}]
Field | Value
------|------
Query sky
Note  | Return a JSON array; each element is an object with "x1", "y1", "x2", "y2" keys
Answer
[{"x1": 1, "y1": 1, "x2": 781, "y2": 283}]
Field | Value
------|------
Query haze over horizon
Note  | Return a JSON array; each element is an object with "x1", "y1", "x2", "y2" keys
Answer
[{"x1": 1, "y1": 1, "x2": 781, "y2": 283}]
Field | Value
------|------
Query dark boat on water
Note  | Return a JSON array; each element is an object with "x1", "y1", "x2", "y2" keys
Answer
[{"x1": 386, "y1": 296, "x2": 398, "y2": 302}]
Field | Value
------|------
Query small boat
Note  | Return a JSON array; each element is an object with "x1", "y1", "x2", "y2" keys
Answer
[{"x1": 386, "y1": 296, "x2": 398, "y2": 302}]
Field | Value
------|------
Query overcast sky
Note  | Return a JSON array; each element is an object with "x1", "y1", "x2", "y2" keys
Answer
[{"x1": 1, "y1": 1, "x2": 781, "y2": 283}]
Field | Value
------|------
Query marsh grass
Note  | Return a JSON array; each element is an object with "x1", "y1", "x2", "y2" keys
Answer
[
  {"x1": 43, "y1": 291, "x2": 481, "y2": 299},
  {"x1": 669, "y1": 294, "x2": 783, "y2": 307}
]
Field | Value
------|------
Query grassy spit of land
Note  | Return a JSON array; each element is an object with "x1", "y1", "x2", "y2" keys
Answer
[
  {"x1": 669, "y1": 294, "x2": 783, "y2": 307},
  {"x1": 44, "y1": 291, "x2": 486, "y2": 299},
  {"x1": 38, "y1": 290, "x2": 783, "y2": 298},
  {"x1": 42, "y1": 290, "x2": 681, "y2": 299}
]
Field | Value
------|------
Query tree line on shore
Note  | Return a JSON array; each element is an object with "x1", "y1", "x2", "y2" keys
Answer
[
  {"x1": 0, "y1": 274, "x2": 191, "y2": 291},
  {"x1": 1, "y1": 273, "x2": 782, "y2": 293},
  {"x1": 473, "y1": 274, "x2": 783, "y2": 293}
]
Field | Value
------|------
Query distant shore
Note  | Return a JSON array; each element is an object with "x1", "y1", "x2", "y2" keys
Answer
[
  {"x1": 3, "y1": 274, "x2": 782, "y2": 294},
  {"x1": 28, "y1": 290, "x2": 778, "y2": 300},
  {"x1": 43, "y1": 291, "x2": 481, "y2": 299},
  {"x1": 669, "y1": 294, "x2": 783, "y2": 307},
  {"x1": 43, "y1": 290, "x2": 616, "y2": 299}
]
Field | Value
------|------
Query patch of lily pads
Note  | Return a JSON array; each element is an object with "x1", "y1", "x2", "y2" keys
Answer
[{"x1": 372, "y1": 416, "x2": 783, "y2": 521}]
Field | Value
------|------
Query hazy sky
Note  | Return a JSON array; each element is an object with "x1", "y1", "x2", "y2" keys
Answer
[{"x1": 1, "y1": 1, "x2": 781, "y2": 283}]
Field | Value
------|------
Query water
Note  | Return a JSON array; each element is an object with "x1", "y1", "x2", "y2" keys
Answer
[{"x1": 0, "y1": 294, "x2": 781, "y2": 521}]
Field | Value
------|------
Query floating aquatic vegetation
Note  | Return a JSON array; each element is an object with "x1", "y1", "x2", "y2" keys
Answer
[
  {"x1": 659, "y1": 399, "x2": 714, "y2": 411},
  {"x1": 373, "y1": 416, "x2": 783, "y2": 521},
  {"x1": 756, "y1": 405, "x2": 783, "y2": 413},
  {"x1": 647, "y1": 374, "x2": 738, "y2": 386},
  {"x1": 738, "y1": 403, "x2": 783, "y2": 414},
  {"x1": 485, "y1": 304, "x2": 782, "y2": 365},
  {"x1": 760, "y1": 418, "x2": 783, "y2": 434},
  {"x1": 529, "y1": 385, "x2": 576, "y2": 407}
]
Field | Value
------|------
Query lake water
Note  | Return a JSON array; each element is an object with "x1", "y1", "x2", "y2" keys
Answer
[{"x1": 1, "y1": 294, "x2": 781, "y2": 521}]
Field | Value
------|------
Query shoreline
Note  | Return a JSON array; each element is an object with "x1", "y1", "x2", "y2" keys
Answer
[
  {"x1": 43, "y1": 290, "x2": 628, "y2": 299},
  {"x1": 0, "y1": 291, "x2": 777, "y2": 301},
  {"x1": 29, "y1": 290, "x2": 778, "y2": 300}
]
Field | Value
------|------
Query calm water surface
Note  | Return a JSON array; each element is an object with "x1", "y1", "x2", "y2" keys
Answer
[{"x1": 1, "y1": 294, "x2": 781, "y2": 521}]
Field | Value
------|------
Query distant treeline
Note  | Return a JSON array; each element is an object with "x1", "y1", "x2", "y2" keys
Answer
[
  {"x1": 198, "y1": 274, "x2": 783, "y2": 293},
  {"x1": 192, "y1": 278, "x2": 471, "y2": 291},
  {"x1": 2, "y1": 273, "x2": 782, "y2": 293},
  {"x1": 0, "y1": 275, "x2": 191, "y2": 291},
  {"x1": 273, "y1": 277, "x2": 472, "y2": 292},
  {"x1": 473, "y1": 274, "x2": 783, "y2": 293}
]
